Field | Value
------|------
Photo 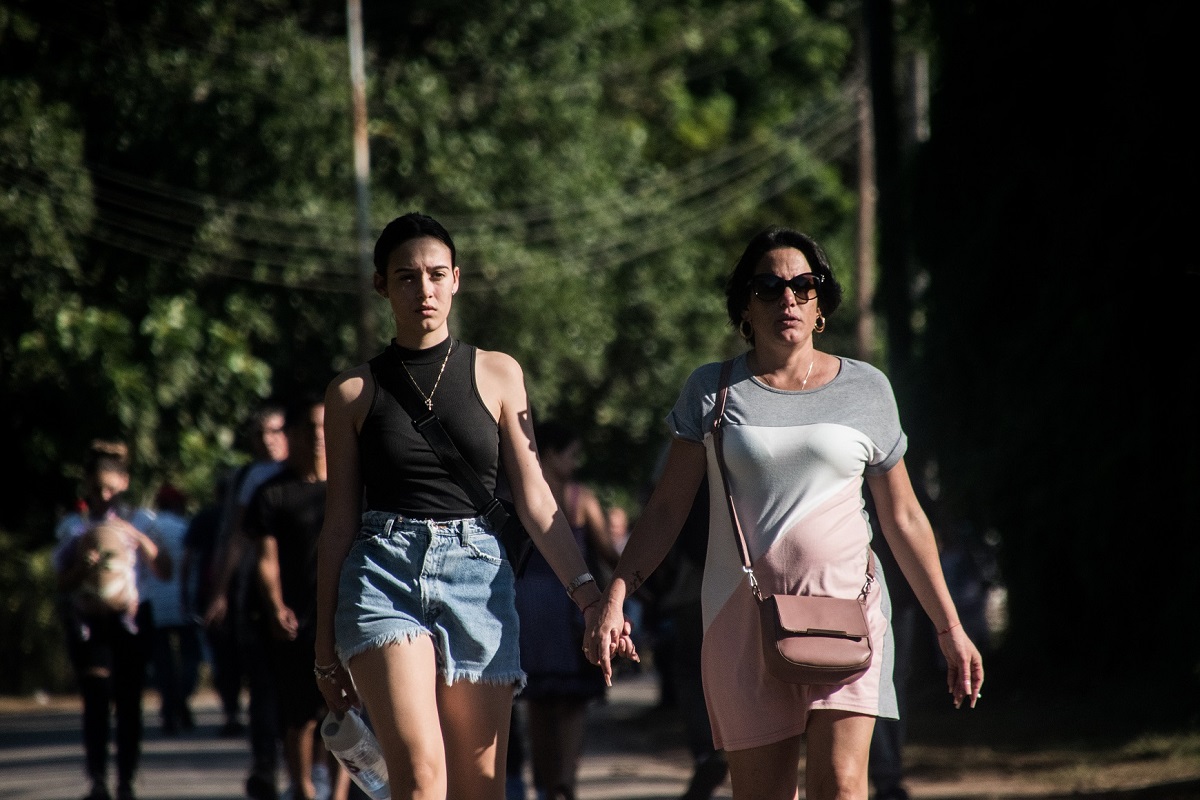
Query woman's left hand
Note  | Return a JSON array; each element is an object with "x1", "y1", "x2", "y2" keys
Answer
[{"x1": 937, "y1": 624, "x2": 984, "y2": 709}]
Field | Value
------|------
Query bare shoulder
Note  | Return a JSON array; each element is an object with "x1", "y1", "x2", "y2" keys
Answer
[
  {"x1": 475, "y1": 347, "x2": 523, "y2": 385},
  {"x1": 474, "y1": 348, "x2": 527, "y2": 423},
  {"x1": 326, "y1": 363, "x2": 374, "y2": 425}
]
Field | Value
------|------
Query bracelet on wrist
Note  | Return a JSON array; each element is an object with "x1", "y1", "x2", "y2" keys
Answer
[
  {"x1": 566, "y1": 572, "x2": 595, "y2": 597},
  {"x1": 313, "y1": 660, "x2": 340, "y2": 680},
  {"x1": 938, "y1": 620, "x2": 962, "y2": 637}
]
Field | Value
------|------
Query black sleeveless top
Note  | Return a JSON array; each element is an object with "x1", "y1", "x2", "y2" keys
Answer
[{"x1": 360, "y1": 338, "x2": 500, "y2": 518}]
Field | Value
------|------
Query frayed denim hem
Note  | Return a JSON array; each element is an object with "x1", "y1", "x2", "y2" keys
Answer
[
  {"x1": 339, "y1": 632, "x2": 527, "y2": 694},
  {"x1": 445, "y1": 669, "x2": 527, "y2": 695},
  {"x1": 338, "y1": 628, "x2": 430, "y2": 665}
]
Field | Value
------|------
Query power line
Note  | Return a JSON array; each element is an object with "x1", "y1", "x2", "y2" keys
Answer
[{"x1": 5, "y1": 84, "x2": 857, "y2": 293}]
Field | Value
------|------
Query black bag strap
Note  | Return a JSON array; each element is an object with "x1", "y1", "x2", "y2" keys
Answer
[
  {"x1": 371, "y1": 345, "x2": 510, "y2": 531},
  {"x1": 709, "y1": 358, "x2": 873, "y2": 602}
]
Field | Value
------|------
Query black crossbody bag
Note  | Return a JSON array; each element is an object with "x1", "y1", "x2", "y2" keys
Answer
[{"x1": 370, "y1": 349, "x2": 534, "y2": 577}]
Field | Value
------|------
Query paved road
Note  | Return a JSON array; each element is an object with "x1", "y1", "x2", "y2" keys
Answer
[
  {"x1": 0, "y1": 671, "x2": 729, "y2": 800},
  {"x1": 10, "y1": 675, "x2": 1199, "y2": 800}
]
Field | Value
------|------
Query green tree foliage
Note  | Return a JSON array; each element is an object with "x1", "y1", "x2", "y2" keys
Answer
[
  {"x1": 1, "y1": 78, "x2": 98, "y2": 533},
  {"x1": 1, "y1": 3, "x2": 364, "y2": 526},
  {"x1": 0, "y1": 532, "x2": 70, "y2": 693},
  {"x1": 2, "y1": 0, "x2": 859, "y2": 534}
]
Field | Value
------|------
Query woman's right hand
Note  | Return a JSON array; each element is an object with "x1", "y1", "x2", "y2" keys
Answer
[
  {"x1": 314, "y1": 657, "x2": 359, "y2": 713},
  {"x1": 614, "y1": 619, "x2": 638, "y2": 662}
]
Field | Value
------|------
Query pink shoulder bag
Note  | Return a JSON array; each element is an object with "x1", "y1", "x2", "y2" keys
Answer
[{"x1": 711, "y1": 359, "x2": 874, "y2": 685}]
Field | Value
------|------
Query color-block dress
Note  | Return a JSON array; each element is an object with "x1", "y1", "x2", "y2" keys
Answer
[{"x1": 667, "y1": 354, "x2": 905, "y2": 751}]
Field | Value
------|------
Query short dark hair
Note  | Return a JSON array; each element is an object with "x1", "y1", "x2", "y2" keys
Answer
[
  {"x1": 85, "y1": 439, "x2": 129, "y2": 477},
  {"x1": 724, "y1": 227, "x2": 844, "y2": 334},
  {"x1": 373, "y1": 212, "x2": 456, "y2": 275},
  {"x1": 249, "y1": 400, "x2": 286, "y2": 433}
]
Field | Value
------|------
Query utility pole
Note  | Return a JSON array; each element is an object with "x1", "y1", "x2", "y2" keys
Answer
[{"x1": 347, "y1": 0, "x2": 376, "y2": 361}]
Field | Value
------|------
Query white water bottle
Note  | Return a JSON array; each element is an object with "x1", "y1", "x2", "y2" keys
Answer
[{"x1": 321, "y1": 708, "x2": 390, "y2": 800}]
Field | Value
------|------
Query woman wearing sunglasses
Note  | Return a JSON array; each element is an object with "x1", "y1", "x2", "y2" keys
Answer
[{"x1": 585, "y1": 226, "x2": 984, "y2": 800}]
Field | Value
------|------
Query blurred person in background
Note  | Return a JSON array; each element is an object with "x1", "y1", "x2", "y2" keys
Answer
[
  {"x1": 139, "y1": 483, "x2": 202, "y2": 736},
  {"x1": 54, "y1": 440, "x2": 172, "y2": 800},
  {"x1": 205, "y1": 401, "x2": 289, "y2": 800},
  {"x1": 244, "y1": 395, "x2": 350, "y2": 800},
  {"x1": 180, "y1": 474, "x2": 242, "y2": 735},
  {"x1": 513, "y1": 420, "x2": 620, "y2": 800}
]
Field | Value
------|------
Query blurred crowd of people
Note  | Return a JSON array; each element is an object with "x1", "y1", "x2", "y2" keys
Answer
[{"x1": 52, "y1": 398, "x2": 355, "y2": 800}]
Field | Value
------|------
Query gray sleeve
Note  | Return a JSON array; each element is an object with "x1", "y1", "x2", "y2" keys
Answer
[
  {"x1": 861, "y1": 365, "x2": 907, "y2": 475},
  {"x1": 665, "y1": 362, "x2": 723, "y2": 443}
]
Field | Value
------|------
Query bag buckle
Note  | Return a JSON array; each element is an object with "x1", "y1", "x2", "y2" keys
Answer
[
  {"x1": 412, "y1": 410, "x2": 438, "y2": 432},
  {"x1": 481, "y1": 498, "x2": 509, "y2": 530},
  {"x1": 744, "y1": 566, "x2": 763, "y2": 602}
]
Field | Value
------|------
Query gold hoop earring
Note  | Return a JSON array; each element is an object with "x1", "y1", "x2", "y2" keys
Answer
[
  {"x1": 814, "y1": 313, "x2": 826, "y2": 334},
  {"x1": 739, "y1": 320, "x2": 754, "y2": 341}
]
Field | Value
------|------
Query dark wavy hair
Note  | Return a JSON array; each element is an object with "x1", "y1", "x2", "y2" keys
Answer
[
  {"x1": 724, "y1": 227, "x2": 844, "y2": 334},
  {"x1": 373, "y1": 212, "x2": 456, "y2": 275}
]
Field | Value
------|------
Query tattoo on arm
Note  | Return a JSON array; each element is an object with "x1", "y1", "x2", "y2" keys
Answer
[{"x1": 628, "y1": 571, "x2": 644, "y2": 593}]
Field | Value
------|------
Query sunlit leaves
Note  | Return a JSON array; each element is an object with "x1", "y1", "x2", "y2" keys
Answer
[{"x1": 2, "y1": 0, "x2": 862, "y2": 526}]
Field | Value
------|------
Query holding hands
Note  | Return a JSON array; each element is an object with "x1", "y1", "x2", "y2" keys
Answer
[{"x1": 583, "y1": 590, "x2": 638, "y2": 685}]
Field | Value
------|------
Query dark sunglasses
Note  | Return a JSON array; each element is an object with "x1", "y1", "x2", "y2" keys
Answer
[{"x1": 748, "y1": 272, "x2": 823, "y2": 302}]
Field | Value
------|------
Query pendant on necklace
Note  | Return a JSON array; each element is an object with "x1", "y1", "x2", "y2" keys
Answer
[
  {"x1": 401, "y1": 340, "x2": 453, "y2": 411},
  {"x1": 800, "y1": 358, "x2": 815, "y2": 391}
]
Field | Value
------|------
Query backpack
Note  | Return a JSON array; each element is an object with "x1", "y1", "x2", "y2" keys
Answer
[{"x1": 72, "y1": 521, "x2": 139, "y2": 616}]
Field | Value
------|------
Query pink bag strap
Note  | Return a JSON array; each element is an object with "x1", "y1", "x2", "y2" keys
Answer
[
  {"x1": 710, "y1": 358, "x2": 874, "y2": 603},
  {"x1": 711, "y1": 360, "x2": 752, "y2": 575}
]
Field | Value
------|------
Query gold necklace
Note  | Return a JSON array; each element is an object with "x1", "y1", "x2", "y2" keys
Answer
[
  {"x1": 401, "y1": 340, "x2": 453, "y2": 410},
  {"x1": 753, "y1": 353, "x2": 816, "y2": 391},
  {"x1": 800, "y1": 357, "x2": 815, "y2": 390}
]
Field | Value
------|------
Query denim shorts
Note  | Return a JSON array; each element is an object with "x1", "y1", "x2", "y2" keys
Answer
[{"x1": 335, "y1": 510, "x2": 525, "y2": 689}]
